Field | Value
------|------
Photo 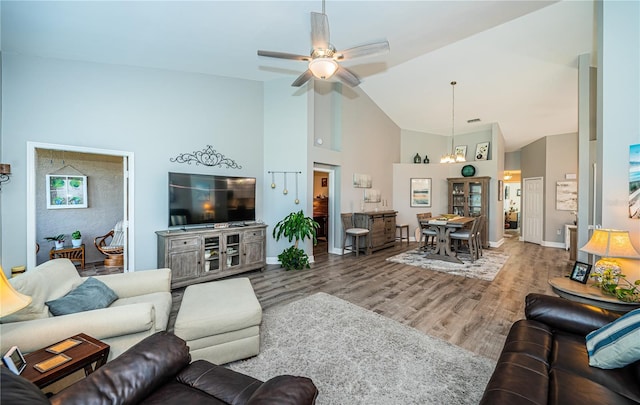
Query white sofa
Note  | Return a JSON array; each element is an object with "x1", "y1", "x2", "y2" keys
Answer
[{"x1": 0, "y1": 259, "x2": 172, "y2": 360}]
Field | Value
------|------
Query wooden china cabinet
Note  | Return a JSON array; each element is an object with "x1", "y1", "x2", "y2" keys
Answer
[{"x1": 447, "y1": 176, "x2": 490, "y2": 248}]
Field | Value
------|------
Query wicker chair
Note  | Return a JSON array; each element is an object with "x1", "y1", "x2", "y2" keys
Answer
[{"x1": 95, "y1": 220, "x2": 125, "y2": 267}]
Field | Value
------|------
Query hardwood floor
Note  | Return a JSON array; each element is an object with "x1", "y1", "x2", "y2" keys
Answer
[{"x1": 167, "y1": 233, "x2": 573, "y2": 362}]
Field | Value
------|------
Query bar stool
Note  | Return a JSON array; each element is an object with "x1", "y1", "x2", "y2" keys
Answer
[
  {"x1": 341, "y1": 213, "x2": 370, "y2": 257},
  {"x1": 395, "y1": 223, "x2": 410, "y2": 244}
]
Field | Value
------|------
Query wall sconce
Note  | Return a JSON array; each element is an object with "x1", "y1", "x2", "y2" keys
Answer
[{"x1": 0, "y1": 164, "x2": 11, "y2": 190}]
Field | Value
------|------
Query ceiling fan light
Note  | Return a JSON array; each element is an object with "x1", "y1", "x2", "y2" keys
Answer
[{"x1": 309, "y1": 58, "x2": 338, "y2": 79}]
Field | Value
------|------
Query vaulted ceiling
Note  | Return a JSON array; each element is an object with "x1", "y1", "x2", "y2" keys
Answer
[{"x1": 1, "y1": 1, "x2": 595, "y2": 152}]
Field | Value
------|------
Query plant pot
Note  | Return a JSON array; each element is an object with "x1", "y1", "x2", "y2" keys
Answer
[
  {"x1": 72, "y1": 239, "x2": 82, "y2": 248},
  {"x1": 55, "y1": 241, "x2": 64, "y2": 250}
]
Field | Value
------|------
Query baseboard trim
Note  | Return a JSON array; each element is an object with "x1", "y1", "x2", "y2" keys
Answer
[
  {"x1": 489, "y1": 239, "x2": 504, "y2": 248},
  {"x1": 541, "y1": 241, "x2": 565, "y2": 249}
]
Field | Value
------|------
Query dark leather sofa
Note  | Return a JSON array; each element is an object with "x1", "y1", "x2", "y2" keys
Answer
[
  {"x1": 480, "y1": 293, "x2": 640, "y2": 405},
  {"x1": 1, "y1": 332, "x2": 318, "y2": 405}
]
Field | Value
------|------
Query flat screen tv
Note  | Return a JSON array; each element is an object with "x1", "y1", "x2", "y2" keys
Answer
[{"x1": 168, "y1": 172, "x2": 256, "y2": 227}]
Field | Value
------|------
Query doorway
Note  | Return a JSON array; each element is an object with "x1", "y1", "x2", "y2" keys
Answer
[
  {"x1": 312, "y1": 167, "x2": 337, "y2": 258},
  {"x1": 522, "y1": 177, "x2": 543, "y2": 245},
  {"x1": 503, "y1": 171, "x2": 522, "y2": 234},
  {"x1": 26, "y1": 142, "x2": 134, "y2": 271}
]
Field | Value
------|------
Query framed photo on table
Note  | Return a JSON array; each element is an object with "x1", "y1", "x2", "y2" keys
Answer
[
  {"x1": 569, "y1": 261, "x2": 592, "y2": 284},
  {"x1": 410, "y1": 178, "x2": 431, "y2": 207}
]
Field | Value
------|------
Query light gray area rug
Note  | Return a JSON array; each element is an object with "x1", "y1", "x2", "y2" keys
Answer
[
  {"x1": 228, "y1": 293, "x2": 495, "y2": 405},
  {"x1": 386, "y1": 248, "x2": 509, "y2": 281}
]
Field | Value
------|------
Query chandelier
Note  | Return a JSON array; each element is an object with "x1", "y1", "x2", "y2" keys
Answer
[{"x1": 440, "y1": 81, "x2": 466, "y2": 164}]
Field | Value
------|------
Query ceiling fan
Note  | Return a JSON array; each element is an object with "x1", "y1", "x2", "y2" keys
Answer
[{"x1": 257, "y1": 1, "x2": 389, "y2": 87}]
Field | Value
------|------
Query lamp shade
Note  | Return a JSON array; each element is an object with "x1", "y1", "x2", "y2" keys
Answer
[
  {"x1": 309, "y1": 58, "x2": 338, "y2": 79},
  {"x1": 0, "y1": 268, "x2": 32, "y2": 317},
  {"x1": 580, "y1": 229, "x2": 640, "y2": 259}
]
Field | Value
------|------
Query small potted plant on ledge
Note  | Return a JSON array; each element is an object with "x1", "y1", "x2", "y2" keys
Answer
[
  {"x1": 272, "y1": 210, "x2": 319, "y2": 271},
  {"x1": 45, "y1": 234, "x2": 65, "y2": 250},
  {"x1": 71, "y1": 230, "x2": 82, "y2": 248}
]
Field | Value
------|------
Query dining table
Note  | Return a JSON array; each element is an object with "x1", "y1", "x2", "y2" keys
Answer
[{"x1": 421, "y1": 216, "x2": 475, "y2": 264}]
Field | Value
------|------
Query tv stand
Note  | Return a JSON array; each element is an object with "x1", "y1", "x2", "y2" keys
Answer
[{"x1": 156, "y1": 223, "x2": 267, "y2": 289}]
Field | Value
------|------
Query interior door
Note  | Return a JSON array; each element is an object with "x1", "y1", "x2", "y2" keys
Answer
[{"x1": 522, "y1": 177, "x2": 543, "y2": 244}]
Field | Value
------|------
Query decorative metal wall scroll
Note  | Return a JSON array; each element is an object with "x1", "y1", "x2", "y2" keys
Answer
[
  {"x1": 170, "y1": 145, "x2": 242, "y2": 169},
  {"x1": 268, "y1": 171, "x2": 302, "y2": 204}
]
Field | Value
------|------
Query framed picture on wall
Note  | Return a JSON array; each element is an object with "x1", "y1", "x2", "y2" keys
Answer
[
  {"x1": 556, "y1": 181, "x2": 578, "y2": 211},
  {"x1": 364, "y1": 189, "x2": 381, "y2": 203},
  {"x1": 321, "y1": 177, "x2": 327, "y2": 187},
  {"x1": 454, "y1": 145, "x2": 467, "y2": 159},
  {"x1": 475, "y1": 142, "x2": 490, "y2": 160},
  {"x1": 410, "y1": 178, "x2": 432, "y2": 207},
  {"x1": 46, "y1": 175, "x2": 88, "y2": 209},
  {"x1": 353, "y1": 173, "x2": 372, "y2": 188}
]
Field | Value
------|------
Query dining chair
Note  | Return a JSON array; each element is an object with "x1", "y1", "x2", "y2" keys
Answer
[
  {"x1": 416, "y1": 212, "x2": 436, "y2": 250},
  {"x1": 475, "y1": 215, "x2": 486, "y2": 258},
  {"x1": 340, "y1": 213, "x2": 370, "y2": 257},
  {"x1": 449, "y1": 217, "x2": 480, "y2": 262}
]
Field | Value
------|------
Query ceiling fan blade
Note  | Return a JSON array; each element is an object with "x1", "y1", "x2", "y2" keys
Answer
[
  {"x1": 336, "y1": 41, "x2": 390, "y2": 61},
  {"x1": 257, "y1": 50, "x2": 310, "y2": 61},
  {"x1": 311, "y1": 12, "x2": 330, "y2": 50},
  {"x1": 335, "y1": 66, "x2": 361, "y2": 87},
  {"x1": 291, "y1": 70, "x2": 314, "y2": 87}
]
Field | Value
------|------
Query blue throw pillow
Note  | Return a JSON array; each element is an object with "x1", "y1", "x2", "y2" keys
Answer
[
  {"x1": 586, "y1": 307, "x2": 640, "y2": 369},
  {"x1": 46, "y1": 277, "x2": 118, "y2": 316}
]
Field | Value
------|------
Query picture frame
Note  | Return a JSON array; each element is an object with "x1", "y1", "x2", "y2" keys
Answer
[
  {"x1": 46, "y1": 175, "x2": 88, "y2": 209},
  {"x1": 475, "y1": 142, "x2": 490, "y2": 161},
  {"x1": 629, "y1": 143, "x2": 639, "y2": 219},
  {"x1": 3, "y1": 346, "x2": 26, "y2": 375},
  {"x1": 410, "y1": 178, "x2": 432, "y2": 207},
  {"x1": 498, "y1": 180, "x2": 503, "y2": 201},
  {"x1": 517, "y1": 189, "x2": 521, "y2": 197},
  {"x1": 454, "y1": 145, "x2": 467, "y2": 159},
  {"x1": 321, "y1": 177, "x2": 327, "y2": 187},
  {"x1": 569, "y1": 261, "x2": 592, "y2": 284},
  {"x1": 556, "y1": 181, "x2": 578, "y2": 211},
  {"x1": 353, "y1": 173, "x2": 372, "y2": 188},
  {"x1": 363, "y1": 188, "x2": 381, "y2": 203}
]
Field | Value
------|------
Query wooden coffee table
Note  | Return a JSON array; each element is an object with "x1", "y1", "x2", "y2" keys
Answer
[{"x1": 21, "y1": 333, "x2": 109, "y2": 388}]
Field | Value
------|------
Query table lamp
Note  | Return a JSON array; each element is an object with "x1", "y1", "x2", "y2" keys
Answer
[
  {"x1": 0, "y1": 267, "x2": 32, "y2": 317},
  {"x1": 580, "y1": 229, "x2": 640, "y2": 277}
]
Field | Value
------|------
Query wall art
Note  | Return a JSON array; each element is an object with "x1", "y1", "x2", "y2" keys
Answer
[
  {"x1": 410, "y1": 178, "x2": 432, "y2": 207},
  {"x1": 475, "y1": 142, "x2": 490, "y2": 160},
  {"x1": 455, "y1": 145, "x2": 467, "y2": 159},
  {"x1": 170, "y1": 145, "x2": 242, "y2": 169},
  {"x1": 630, "y1": 143, "x2": 640, "y2": 219},
  {"x1": 46, "y1": 175, "x2": 88, "y2": 209},
  {"x1": 556, "y1": 181, "x2": 578, "y2": 211},
  {"x1": 353, "y1": 173, "x2": 372, "y2": 188},
  {"x1": 364, "y1": 188, "x2": 381, "y2": 203}
]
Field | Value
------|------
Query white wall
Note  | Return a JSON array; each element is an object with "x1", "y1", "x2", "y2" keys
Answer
[
  {"x1": 310, "y1": 83, "x2": 400, "y2": 253},
  {"x1": 263, "y1": 79, "x2": 311, "y2": 261},
  {"x1": 1, "y1": 54, "x2": 264, "y2": 271},
  {"x1": 598, "y1": 1, "x2": 640, "y2": 281}
]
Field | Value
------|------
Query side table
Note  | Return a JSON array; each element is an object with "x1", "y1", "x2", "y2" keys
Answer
[
  {"x1": 549, "y1": 277, "x2": 640, "y2": 312},
  {"x1": 49, "y1": 244, "x2": 85, "y2": 270},
  {"x1": 20, "y1": 333, "x2": 110, "y2": 388}
]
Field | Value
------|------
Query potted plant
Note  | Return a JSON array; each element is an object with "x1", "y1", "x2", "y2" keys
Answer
[
  {"x1": 44, "y1": 234, "x2": 65, "y2": 250},
  {"x1": 272, "y1": 210, "x2": 319, "y2": 270},
  {"x1": 71, "y1": 230, "x2": 82, "y2": 247}
]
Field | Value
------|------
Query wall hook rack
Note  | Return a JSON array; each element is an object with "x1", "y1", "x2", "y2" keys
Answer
[{"x1": 267, "y1": 171, "x2": 303, "y2": 204}]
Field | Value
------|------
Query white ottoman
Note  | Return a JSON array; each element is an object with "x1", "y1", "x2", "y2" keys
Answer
[{"x1": 174, "y1": 278, "x2": 262, "y2": 365}]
